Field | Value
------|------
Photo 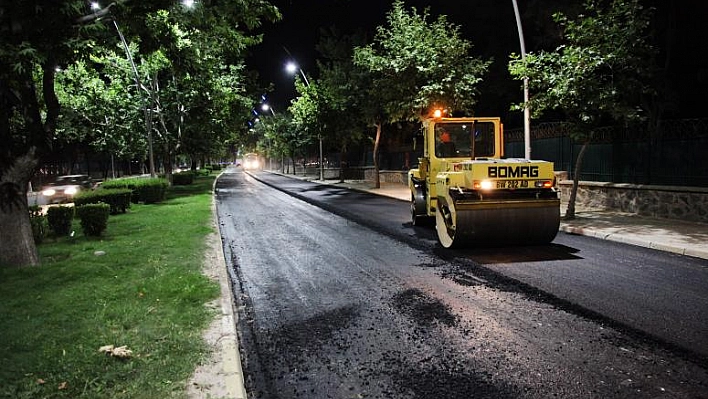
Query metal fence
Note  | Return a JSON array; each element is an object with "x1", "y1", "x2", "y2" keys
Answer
[{"x1": 505, "y1": 119, "x2": 708, "y2": 187}]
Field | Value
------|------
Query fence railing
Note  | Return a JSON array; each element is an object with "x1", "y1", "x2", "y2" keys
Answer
[{"x1": 505, "y1": 119, "x2": 708, "y2": 186}]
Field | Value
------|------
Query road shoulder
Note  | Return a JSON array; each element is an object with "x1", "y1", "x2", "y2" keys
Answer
[{"x1": 186, "y1": 198, "x2": 247, "y2": 399}]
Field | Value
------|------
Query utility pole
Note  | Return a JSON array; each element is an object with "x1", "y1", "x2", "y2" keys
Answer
[{"x1": 512, "y1": 0, "x2": 532, "y2": 160}]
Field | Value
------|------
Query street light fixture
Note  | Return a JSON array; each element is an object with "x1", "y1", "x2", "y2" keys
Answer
[
  {"x1": 285, "y1": 61, "x2": 310, "y2": 87},
  {"x1": 257, "y1": 103, "x2": 275, "y2": 170},
  {"x1": 261, "y1": 103, "x2": 275, "y2": 115},
  {"x1": 285, "y1": 61, "x2": 322, "y2": 180}
]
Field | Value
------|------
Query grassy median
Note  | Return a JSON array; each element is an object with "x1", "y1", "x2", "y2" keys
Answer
[{"x1": 0, "y1": 174, "x2": 220, "y2": 399}]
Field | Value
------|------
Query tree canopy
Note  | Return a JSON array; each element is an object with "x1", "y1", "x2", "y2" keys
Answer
[
  {"x1": 351, "y1": 0, "x2": 491, "y2": 187},
  {"x1": 0, "y1": 0, "x2": 279, "y2": 267}
]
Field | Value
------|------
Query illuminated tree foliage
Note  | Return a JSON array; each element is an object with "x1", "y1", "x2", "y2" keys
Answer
[
  {"x1": 0, "y1": 0, "x2": 279, "y2": 267},
  {"x1": 353, "y1": 0, "x2": 490, "y2": 187}
]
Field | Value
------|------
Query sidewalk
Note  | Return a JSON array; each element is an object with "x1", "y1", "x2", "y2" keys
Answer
[{"x1": 284, "y1": 173, "x2": 708, "y2": 261}]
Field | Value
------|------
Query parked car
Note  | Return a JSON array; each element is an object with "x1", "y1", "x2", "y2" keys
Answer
[{"x1": 41, "y1": 175, "x2": 94, "y2": 204}]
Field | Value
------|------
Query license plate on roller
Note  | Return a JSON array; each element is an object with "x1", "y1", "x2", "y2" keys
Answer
[{"x1": 496, "y1": 180, "x2": 529, "y2": 189}]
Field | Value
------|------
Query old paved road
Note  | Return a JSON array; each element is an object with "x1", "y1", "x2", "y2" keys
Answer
[{"x1": 215, "y1": 168, "x2": 708, "y2": 399}]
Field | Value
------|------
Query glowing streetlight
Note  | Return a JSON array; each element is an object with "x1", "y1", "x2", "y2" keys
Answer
[
  {"x1": 261, "y1": 103, "x2": 275, "y2": 115},
  {"x1": 285, "y1": 61, "x2": 310, "y2": 87}
]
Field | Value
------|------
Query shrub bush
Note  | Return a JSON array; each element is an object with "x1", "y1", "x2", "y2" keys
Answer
[
  {"x1": 172, "y1": 171, "x2": 194, "y2": 185},
  {"x1": 136, "y1": 178, "x2": 168, "y2": 204},
  {"x1": 74, "y1": 188, "x2": 132, "y2": 214},
  {"x1": 100, "y1": 177, "x2": 168, "y2": 204},
  {"x1": 28, "y1": 206, "x2": 48, "y2": 243},
  {"x1": 100, "y1": 178, "x2": 139, "y2": 202},
  {"x1": 46, "y1": 205, "x2": 74, "y2": 236},
  {"x1": 76, "y1": 203, "x2": 110, "y2": 236}
]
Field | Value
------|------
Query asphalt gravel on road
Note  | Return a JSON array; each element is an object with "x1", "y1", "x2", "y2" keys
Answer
[{"x1": 215, "y1": 169, "x2": 708, "y2": 399}]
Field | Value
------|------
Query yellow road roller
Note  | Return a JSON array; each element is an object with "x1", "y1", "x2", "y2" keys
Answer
[{"x1": 408, "y1": 112, "x2": 560, "y2": 248}]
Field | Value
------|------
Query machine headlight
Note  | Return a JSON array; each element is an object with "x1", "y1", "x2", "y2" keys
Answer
[
  {"x1": 65, "y1": 187, "x2": 78, "y2": 195},
  {"x1": 473, "y1": 180, "x2": 494, "y2": 190},
  {"x1": 42, "y1": 189, "x2": 56, "y2": 196}
]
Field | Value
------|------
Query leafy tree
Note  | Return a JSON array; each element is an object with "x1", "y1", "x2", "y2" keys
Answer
[
  {"x1": 259, "y1": 113, "x2": 309, "y2": 174},
  {"x1": 312, "y1": 28, "x2": 369, "y2": 182},
  {"x1": 1, "y1": 1, "x2": 113, "y2": 267},
  {"x1": 353, "y1": 0, "x2": 491, "y2": 187},
  {"x1": 509, "y1": 0, "x2": 655, "y2": 219},
  {"x1": 0, "y1": 0, "x2": 278, "y2": 267},
  {"x1": 55, "y1": 48, "x2": 148, "y2": 178},
  {"x1": 288, "y1": 79, "x2": 323, "y2": 174}
]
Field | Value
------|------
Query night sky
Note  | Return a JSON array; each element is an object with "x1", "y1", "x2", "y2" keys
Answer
[
  {"x1": 246, "y1": 0, "x2": 708, "y2": 124},
  {"x1": 247, "y1": 0, "x2": 522, "y2": 115}
]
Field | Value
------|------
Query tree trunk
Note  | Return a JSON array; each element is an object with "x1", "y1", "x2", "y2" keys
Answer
[
  {"x1": 339, "y1": 142, "x2": 347, "y2": 183},
  {"x1": 373, "y1": 122, "x2": 382, "y2": 189},
  {"x1": 564, "y1": 139, "x2": 591, "y2": 220},
  {"x1": 0, "y1": 152, "x2": 40, "y2": 267}
]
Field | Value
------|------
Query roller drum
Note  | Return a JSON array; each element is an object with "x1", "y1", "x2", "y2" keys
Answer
[{"x1": 436, "y1": 198, "x2": 560, "y2": 248}]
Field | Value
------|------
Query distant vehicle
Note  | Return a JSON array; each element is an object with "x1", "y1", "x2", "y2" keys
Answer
[
  {"x1": 243, "y1": 153, "x2": 260, "y2": 170},
  {"x1": 41, "y1": 174, "x2": 94, "y2": 204}
]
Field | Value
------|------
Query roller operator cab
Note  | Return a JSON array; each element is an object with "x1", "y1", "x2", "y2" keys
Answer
[{"x1": 408, "y1": 113, "x2": 560, "y2": 248}]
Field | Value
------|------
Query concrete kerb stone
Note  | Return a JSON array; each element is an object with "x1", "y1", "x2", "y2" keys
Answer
[
  {"x1": 686, "y1": 247, "x2": 708, "y2": 260},
  {"x1": 201, "y1": 172, "x2": 246, "y2": 399},
  {"x1": 560, "y1": 223, "x2": 708, "y2": 260}
]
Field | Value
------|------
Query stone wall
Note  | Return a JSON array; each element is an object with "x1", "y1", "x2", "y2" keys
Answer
[
  {"x1": 354, "y1": 168, "x2": 708, "y2": 223},
  {"x1": 558, "y1": 180, "x2": 708, "y2": 223}
]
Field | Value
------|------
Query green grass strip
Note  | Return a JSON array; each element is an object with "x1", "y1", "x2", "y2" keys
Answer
[{"x1": 0, "y1": 175, "x2": 220, "y2": 398}]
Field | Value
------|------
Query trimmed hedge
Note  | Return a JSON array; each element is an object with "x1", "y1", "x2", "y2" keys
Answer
[
  {"x1": 172, "y1": 171, "x2": 194, "y2": 185},
  {"x1": 74, "y1": 188, "x2": 132, "y2": 214},
  {"x1": 46, "y1": 205, "x2": 74, "y2": 236},
  {"x1": 101, "y1": 177, "x2": 168, "y2": 204},
  {"x1": 76, "y1": 203, "x2": 110, "y2": 236},
  {"x1": 138, "y1": 178, "x2": 168, "y2": 203},
  {"x1": 28, "y1": 206, "x2": 48, "y2": 243}
]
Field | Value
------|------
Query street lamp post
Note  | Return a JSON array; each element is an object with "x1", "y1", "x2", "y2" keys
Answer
[
  {"x1": 260, "y1": 103, "x2": 276, "y2": 170},
  {"x1": 512, "y1": 0, "x2": 532, "y2": 160},
  {"x1": 91, "y1": 2, "x2": 156, "y2": 176},
  {"x1": 261, "y1": 103, "x2": 275, "y2": 116},
  {"x1": 285, "y1": 61, "x2": 322, "y2": 180},
  {"x1": 286, "y1": 61, "x2": 310, "y2": 87}
]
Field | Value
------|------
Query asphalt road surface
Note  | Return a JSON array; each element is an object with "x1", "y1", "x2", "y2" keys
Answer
[{"x1": 215, "y1": 169, "x2": 708, "y2": 399}]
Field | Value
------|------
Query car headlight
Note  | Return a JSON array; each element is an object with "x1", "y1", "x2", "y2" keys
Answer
[
  {"x1": 65, "y1": 187, "x2": 78, "y2": 195},
  {"x1": 42, "y1": 189, "x2": 56, "y2": 196}
]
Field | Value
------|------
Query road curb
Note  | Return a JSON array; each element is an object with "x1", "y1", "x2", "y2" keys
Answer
[
  {"x1": 559, "y1": 224, "x2": 708, "y2": 260},
  {"x1": 211, "y1": 175, "x2": 248, "y2": 399}
]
